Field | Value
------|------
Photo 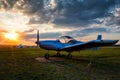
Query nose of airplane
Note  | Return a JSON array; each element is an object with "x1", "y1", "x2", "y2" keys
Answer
[
  {"x1": 34, "y1": 41, "x2": 42, "y2": 47},
  {"x1": 38, "y1": 41, "x2": 57, "y2": 50},
  {"x1": 38, "y1": 41, "x2": 48, "y2": 49},
  {"x1": 39, "y1": 41, "x2": 43, "y2": 47}
]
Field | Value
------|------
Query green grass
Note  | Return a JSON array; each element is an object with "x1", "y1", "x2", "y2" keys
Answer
[{"x1": 0, "y1": 47, "x2": 120, "y2": 80}]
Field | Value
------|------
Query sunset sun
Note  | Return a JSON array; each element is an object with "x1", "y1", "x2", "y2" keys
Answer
[{"x1": 4, "y1": 32, "x2": 18, "y2": 40}]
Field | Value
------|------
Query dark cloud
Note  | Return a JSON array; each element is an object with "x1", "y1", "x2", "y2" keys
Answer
[
  {"x1": 25, "y1": 0, "x2": 120, "y2": 28},
  {"x1": 22, "y1": 32, "x2": 62, "y2": 40},
  {"x1": 65, "y1": 27, "x2": 109, "y2": 38},
  {"x1": 52, "y1": 0, "x2": 116, "y2": 26},
  {"x1": 0, "y1": 0, "x2": 119, "y2": 27},
  {"x1": 0, "y1": 0, "x2": 120, "y2": 41},
  {"x1": 0, "y1": 0, "x2": 17, "y2": 10},
  {"x1": 0, "y1": 0, "x2": 28, "y2": 10},
  {"x1": 81, "y1": 28, "x2": 109, "y2": 33},
  {"x1": 23, "y1": 0, "x2": 44, "y2": 15}
]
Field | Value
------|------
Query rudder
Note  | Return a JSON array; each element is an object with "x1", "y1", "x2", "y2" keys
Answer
[{"x1": 97, "y1": 35, "x2": 102, "y2": 40}]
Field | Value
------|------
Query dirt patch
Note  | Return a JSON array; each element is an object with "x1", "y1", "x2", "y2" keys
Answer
[{"x1": 35, "y1": 57, "x2": 65, "y2": 62}]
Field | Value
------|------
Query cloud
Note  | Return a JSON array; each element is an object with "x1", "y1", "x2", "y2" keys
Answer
[
  {"x1": 63, "y1": 27, "x2": 109, "y2": 38},
  {"x1": 23, "y1": 28, "x2": 35, "y2": 33},
  {"x1": 0, "y1": 0, "x2": 119, "y2": 27},
  {"x1": 22, "y1": 32, "x2": 62, "y2": 41},
  {"x1": 51, "y1": 0, "x2": 115, "y2": 27},
  {"x1": 23, "y1": 0, "x2": 120, "y2": 33},
  {"x1": 0, "y1": 11, "x2": 30, "y2": 32},
  {"x1": 0, "y1": 0, "x2": 120, "y2": 44}
]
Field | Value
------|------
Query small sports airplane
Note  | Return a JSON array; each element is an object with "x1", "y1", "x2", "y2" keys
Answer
[{"x1": 36, "y1": 30, "x2": 119, "y2": 59}]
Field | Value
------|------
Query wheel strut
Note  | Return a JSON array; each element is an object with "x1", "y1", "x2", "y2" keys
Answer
[
  {"x1": 44, "y1": 51, "x2": 50, "y2": 59},
  {"x1": 56, "y1": 52, "x2": 61, "y2": 57},
  {"x1": 67, "y1": 52, "x2": 72, "y2": 59}
]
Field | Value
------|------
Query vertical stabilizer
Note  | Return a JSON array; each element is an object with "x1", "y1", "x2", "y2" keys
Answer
[{"x1": 97, "y1": 35, "x2": 102, "y2": 40}]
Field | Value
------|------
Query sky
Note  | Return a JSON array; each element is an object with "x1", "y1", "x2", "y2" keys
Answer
[{"x1": 0, "y1": 0, "x2": 120, "y2": 45}]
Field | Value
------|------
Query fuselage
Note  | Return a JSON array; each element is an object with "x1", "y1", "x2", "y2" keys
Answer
[
  {"x1": 38, "y1": 39, "x2": 118, "y2": 52},
  {"x1": 38, "y1": 40, "x2": 82, "y2": 51}
]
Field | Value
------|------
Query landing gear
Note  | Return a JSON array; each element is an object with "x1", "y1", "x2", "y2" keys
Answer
[
  {"x1": 67, "y1": 53, "x2": 72, "y2": 59},
  {"x1": 44, "y1": 51, "x2": 50, "y2": 59},
  {"x1": 44, "y1": 53, "x2": 50, "y2": 59},
  {"x1": 56, "y1": 52, "x2": 61, "y2": 57}
]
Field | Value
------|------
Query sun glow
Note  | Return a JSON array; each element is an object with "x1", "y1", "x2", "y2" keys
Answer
[{"x1": 4, "y1": 32, "x2": 18, "y2": 40}]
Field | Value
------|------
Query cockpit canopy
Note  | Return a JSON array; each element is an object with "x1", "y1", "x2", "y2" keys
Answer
[{"x1": 58, "y1": 36, "x2": 75, "y2": 43}]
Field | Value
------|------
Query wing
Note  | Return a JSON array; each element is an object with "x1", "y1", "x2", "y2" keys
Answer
[{"x1": 61, "y1": 40, "x2": 118, "y2": 52}]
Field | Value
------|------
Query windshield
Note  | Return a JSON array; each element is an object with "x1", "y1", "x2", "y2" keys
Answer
[{"x1": 58, "y1": 36, "x2": 74, "y2": 43}]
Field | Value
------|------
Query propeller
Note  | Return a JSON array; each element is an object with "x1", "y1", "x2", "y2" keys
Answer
[{"x1": 35, "y1": 30, "x2": 39, "y2": 47}]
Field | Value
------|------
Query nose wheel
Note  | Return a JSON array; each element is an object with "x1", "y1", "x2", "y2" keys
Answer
[
  {"x1": 44, "y1": 53, "x2": 50, "y2": 59},
  {"x1": 44, "y1": 51, "x2": 50, "y2": 59},
  {"x1": 67, "y1": 53, "x2": 72, "y2": 59},
  {"x1": 56, "y1": 52, "x2": 61, "y2": 57}
]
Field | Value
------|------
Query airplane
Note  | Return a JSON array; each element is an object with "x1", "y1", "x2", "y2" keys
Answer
[
  {"x1": 35, "y1": 30, "x2": 119, "y2": 59},
  {"x1": 16, "y1": 44, "x2": 26, "y2": 48}
]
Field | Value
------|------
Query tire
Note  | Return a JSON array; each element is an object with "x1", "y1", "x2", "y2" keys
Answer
[
  {"x1": 67, "y1": 54, "x2": 72, "y2": 59},
  {"x1": 56, "y1": 52, "x2": 61, "y2": 57},
  {"x1": 44, "y1": 53, "x2": 49, "y2": 59}
]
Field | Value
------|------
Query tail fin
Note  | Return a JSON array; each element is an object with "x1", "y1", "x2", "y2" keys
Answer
[
  {"x1": 94, "y1": 35, "x2": 102, "y2": 50},
  {"x1": 97, "y1": 35, "x2": 102, "y2": 40}
]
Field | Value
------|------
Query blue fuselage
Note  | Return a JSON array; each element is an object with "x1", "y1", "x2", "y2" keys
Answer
[
  {"x1": 38, "y1": 39, "x2": 118, "y2": 51},
  {"x1": 39, "y1": 40, "x2": 82, "y2": 51}
]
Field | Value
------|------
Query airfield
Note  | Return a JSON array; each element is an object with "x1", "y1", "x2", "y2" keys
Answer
[{"x1": 0, "y1": 46, "x2": 120, "y2": 80}]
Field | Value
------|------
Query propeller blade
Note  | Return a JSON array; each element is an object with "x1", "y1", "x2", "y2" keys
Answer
[{"x1": 35, "y1": 30, "x2": 39, "y2": 47}]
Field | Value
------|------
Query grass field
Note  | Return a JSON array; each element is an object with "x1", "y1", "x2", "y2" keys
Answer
[{"x1": 0, "y1": 47, "x2": 120, "y2": 80}]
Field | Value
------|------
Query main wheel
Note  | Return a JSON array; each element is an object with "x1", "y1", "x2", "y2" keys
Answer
[
  {"x1": 44, "y1": 53, "x2": 50, "y2": 59},
  {"x1": 67, "y1": 54, "x2": 72, "y2": 59}
]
